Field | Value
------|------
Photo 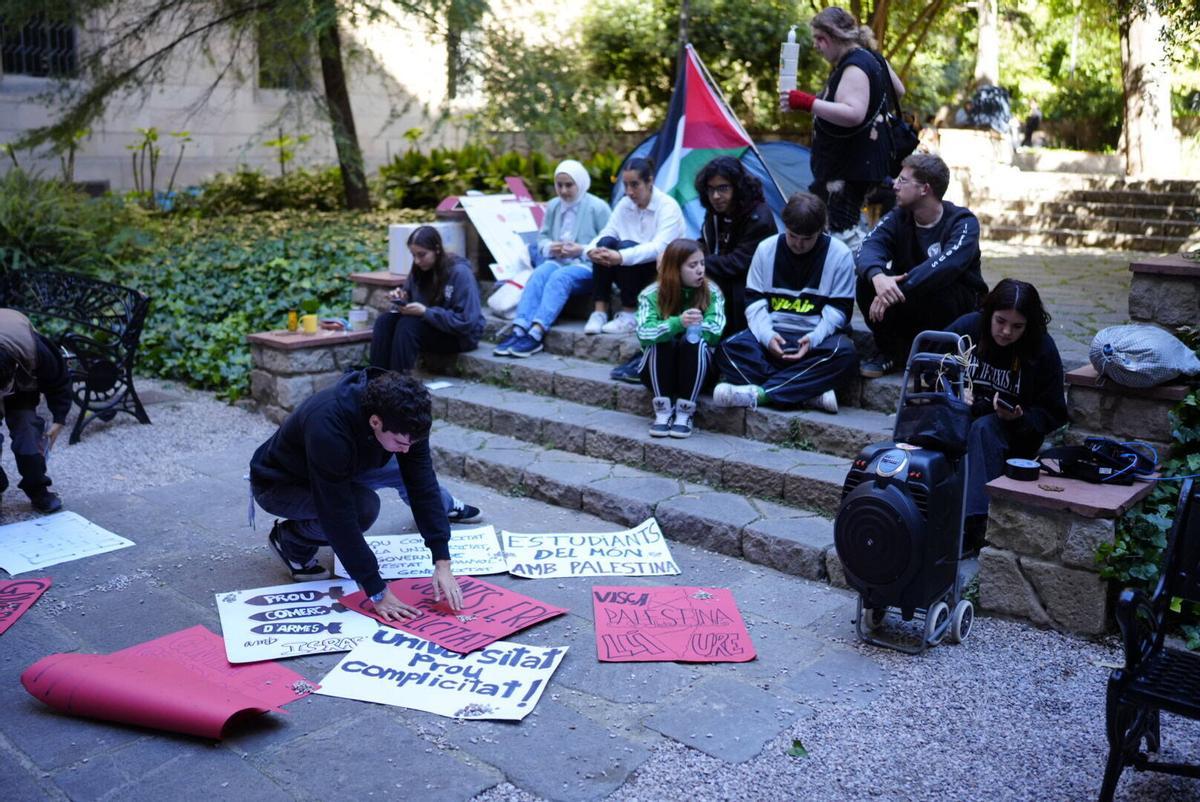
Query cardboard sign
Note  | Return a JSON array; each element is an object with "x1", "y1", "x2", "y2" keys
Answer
[
  {"x1": 22, "y1": 626, "x2": 314, "y2": 739},
  {"x1": 0, "y1": 578, "x2": 51, "y2": 635},
  {"x1": 0, "y1": 511, "x2": 134, "y2": 574},
  {"x1": 215, "y1": 580, "x2": 380, "y2": 663},
  {"x1": 458, "y1": 194, "x2": 538, "y2": 281},
  {"x1": 317, "y1": 630, "x2": 565, "y2": 720},
  {"x1": 333, "y1": 526, "x2": 506, "y2": 580},
  {"x1": 592, "y1": 586, "x2": 756, "y2": 663},
  {"x1": 342, "y1": 576, "x2": 567, "y2": 654},
  {"x1": 501, "y1": 518, "x2": 680, "y2": 579}
]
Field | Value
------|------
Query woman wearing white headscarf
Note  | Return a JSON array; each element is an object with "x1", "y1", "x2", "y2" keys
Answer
[{"x1": 494, "y1": 160, "x2": 612, "y2": 357}]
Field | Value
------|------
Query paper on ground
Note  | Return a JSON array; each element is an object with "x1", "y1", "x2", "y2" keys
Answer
[
  {"x1": 592, "y1": 586, "x2": 756, "y2": 663},
  {"x1": 0, "y1": 511, "x2": 134, "y2": 574},
  {"x1": 425, "y1": 380, "x2": 453, "y2": 391},
  {"x1": 501, "y1": 518, "x2": 680, "y2": 579},
  {"x1": 318, "y1": 630, "x2": 565, "y2": 720},
  {"x1": 0, "y1": 578, "x2": 51, "y2": 635},
  {"x1": 334, "y1": 525, "x2": 506, "y2": 580},
  {"x1": 215, "y1": 579, "x2": 380, "y2": 663}
]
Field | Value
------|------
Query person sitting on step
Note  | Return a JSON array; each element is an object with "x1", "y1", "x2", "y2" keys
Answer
[
  {"x1": 372, "y1": 225, "x2": 484, "y2": 374},
  {"x1": 495, "y1": 159, "x2": 611, "y2": 358},
  {"x1": 713, "y1": 192, "x2": 858, "y2": 414},
  {"x1": 635, "y1": 239, "x2": 726, "y2": 439},
  {"x1": 584, "y1": 156, "x2": 685, "y2": 337}
]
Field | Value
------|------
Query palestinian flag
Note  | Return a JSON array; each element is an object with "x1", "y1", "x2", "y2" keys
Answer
[{"x1": 639, "y1": 44, "x2": 789, "y2": 237}]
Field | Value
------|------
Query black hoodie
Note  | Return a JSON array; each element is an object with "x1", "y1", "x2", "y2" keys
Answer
[{"x1": 700, "y1": 200, "x2": 778, "y2": 334}]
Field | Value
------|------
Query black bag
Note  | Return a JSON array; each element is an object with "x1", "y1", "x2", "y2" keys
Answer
[
  {"x1": 872, "y1": 51, "x2": 918, "y2": 177},
  {"x1": 1037, "y1": 438, "x2": 1157, "y2": 485},
  {"x1": 894, "y1": 395, "x2": 972, "y2": 457}
]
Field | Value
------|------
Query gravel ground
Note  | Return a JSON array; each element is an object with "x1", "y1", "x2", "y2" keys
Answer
[{"x1": 16, "y1": 377, "x2": 1200, "y2": 801}]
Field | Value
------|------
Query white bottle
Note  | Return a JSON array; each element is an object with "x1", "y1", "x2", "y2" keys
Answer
[{"x1": 779, "y1": 26, "x2": 800, "y2": 92}]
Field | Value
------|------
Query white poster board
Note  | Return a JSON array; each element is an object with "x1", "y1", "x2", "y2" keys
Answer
[
  {"x1": 317, "y1": 630, "x2": 566, "y2": 720},
  {"x1": 501, "y1": 518, "x2": 680, "y2": 579},
  {"x1": 334, "y1": 526, "x2": 506, "y2": 580},
  {"x1": 0, "y1": 512, "x2": 134, "y2": 574},
  {"x1": 458, "y1": 194, "x2": 538, "y2": 282},
  {"x1": 215, "y1": 579, "x2": 380, "y2": 663}
]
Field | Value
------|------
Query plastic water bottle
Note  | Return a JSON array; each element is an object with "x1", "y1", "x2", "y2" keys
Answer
[
  {"x1": 685, "y1": 323, "x2": 702, "y2": 344},
  {"x1": 779, "y1": 26, "x2": 799, "y2": 92}
]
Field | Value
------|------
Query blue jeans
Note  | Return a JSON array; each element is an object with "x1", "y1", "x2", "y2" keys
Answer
[
  {"x1": 253, "y1": 465, "x2": 454, "y2": 563},
  {"x1": 513, "y1": 260, "x2": 593, "y2": 333}
]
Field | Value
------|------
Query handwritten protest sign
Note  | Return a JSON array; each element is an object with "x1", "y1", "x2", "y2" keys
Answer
[
  {"x1": 501, "y1": 518, "x2": 680, "y2": 579},
  {"x1": 0, "y1": 512, "x2": 133, "y2": 574},
  {"x1": 22, "y1": 625, "x2": 314, "y2": 739},
  {"x1": 592, "y1": 586, "x2": 756, "y2": 663},
  {"x1": 0, "y1": 578, "x2": 51, "y2": 635},
  {"x1": 318, "y1": 630, "x2": 565, "y2": 720},
  {"x1": 333, "y1": 526, "x2": 506, "y2": 580},
  {"x1": 342, "y1": 576, "x2": 566, "y2": 654},
  {"x1": 215, "y1": 580, "x2": 380, "y2": 663},
  {"x1": 457, "y1": 194, "x2": 538, "y2": 281}
]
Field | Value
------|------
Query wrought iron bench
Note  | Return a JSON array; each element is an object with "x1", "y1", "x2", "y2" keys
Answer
[
  {"x1": 1101, "y1": 477, "x2": 1200, "y2": 800},
  {"x1": 1, "y1": 268, "x2": 151, "y2": 444}
]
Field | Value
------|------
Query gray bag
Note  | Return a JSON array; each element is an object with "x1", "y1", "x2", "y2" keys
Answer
[{"x1": 1089, "y1": 324, "x2": 1200, "y2": 388}]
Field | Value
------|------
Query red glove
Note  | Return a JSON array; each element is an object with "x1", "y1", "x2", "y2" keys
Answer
[{"x1": 788, "y1": 90, "x2": 816, "y2": 112}]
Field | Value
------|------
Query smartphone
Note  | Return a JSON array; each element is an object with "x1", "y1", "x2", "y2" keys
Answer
[
  {"x1": 781, "y1": 346, "x2": 801, "y2": 355},
  {"x1": 995, "y1": 394, "x2": 1017, "y2": 412}
]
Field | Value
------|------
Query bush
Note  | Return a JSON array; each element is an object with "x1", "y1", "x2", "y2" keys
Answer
[
  {"x1": 104, "y1": 210, "x2": 428, "y2": 399},
  {"x1": 1042, "y1": 74, "x2": 1123, "y2": 151},
  {"x1": 0, "y1": 169, "x2": 154, "y2": 273},
  {"x1": 190, "y1": 166, "x2": 346, "y2": 215}
]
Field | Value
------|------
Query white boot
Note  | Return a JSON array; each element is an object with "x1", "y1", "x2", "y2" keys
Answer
[
  {"x1": 649, "y1": 397, "x2": 673, "y2": 438},
  {"x1": 670, "y1": 399, "x2": 696, "y2": 438}
]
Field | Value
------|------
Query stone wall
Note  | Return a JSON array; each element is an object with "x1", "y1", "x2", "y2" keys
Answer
[{"x1": 248, "y1": 333, "x2": 370, "y2": 423}]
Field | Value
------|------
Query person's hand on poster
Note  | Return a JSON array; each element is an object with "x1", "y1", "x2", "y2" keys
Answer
[
  {"x1": 432, "y1": 559, "x2": 463, "y2": 610},
  {"x1": 370, "y1": 587, "x2": 422, "y2": 621},
  {"x1": 399, "y1": 302, "x2": 426, "y2": 317}
]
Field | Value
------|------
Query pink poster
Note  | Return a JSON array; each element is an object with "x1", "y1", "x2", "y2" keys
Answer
[
  {"x1": 0, "y1": 577, "x2": 51, "y2": 635},
  {"x1": 341, "y1": 576, "x2": 567, "y2": 654},
  {"x1": 592, "y1": 586, "x2": 756, "y2": 663},
  {"x1": 21, "y1": 625, "x2": 315, "y2": 739}
]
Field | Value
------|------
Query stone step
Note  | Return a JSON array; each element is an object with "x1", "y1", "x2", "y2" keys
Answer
[
  {"x1": 430, "y1": 347, "x2": 902, "y2": 449},
  {"x1": 975, "y1": 186, "x2": 1200, "y2": 208},
  {"x1": 974, "y1": 198, "x2": 1200, "y2": 224},
  {"x1": 980, "y1": 224, "x2": 1193, "y2": 252},
  {"x1": 978, "y1": 212, "x2": 1198, "y2": 238},
  {"x1": 428, "y1": 420, "x2": 841, "y2": 580},
  {"x1": 973, "y1": 169, "x2": 1200, "y2": 197}
]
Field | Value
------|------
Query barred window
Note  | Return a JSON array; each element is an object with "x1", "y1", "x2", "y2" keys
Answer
[{"x1": 1, "y1": 14, "x2": 78, "y2": 78}]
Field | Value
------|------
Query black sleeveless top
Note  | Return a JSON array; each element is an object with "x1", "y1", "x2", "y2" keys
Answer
[{"x1": 810, "y1": 48, "x2": 891, "y2": 184}]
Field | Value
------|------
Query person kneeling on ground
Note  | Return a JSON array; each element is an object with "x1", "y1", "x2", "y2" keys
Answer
[
  {"x1": 713, "y1": 192, "x2": 858, "y2": 413},
  {"x1": 946, "y1": 278, "x2": 1067, "y2": 552},
  {"x1": 854, "y1": 152, "x2": 987, "y2": 377},
  {"x1": 636, "y1": 239, "x2": 725, "y2": 439},
  {"x1": 372, "y1": 225, "x2": 484, "y2": 373},
  {"x1": 249, "y1": 370, "x2": 464, "y2": 619},
  {"x1": 495, "y1": 159, "x2": 611, "y2": 358},
  {"x1": 0, "y1": 309, "x2": 69, "y2": 514}
]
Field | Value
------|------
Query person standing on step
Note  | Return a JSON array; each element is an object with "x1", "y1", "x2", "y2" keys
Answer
[
  {"x1": 584, "y1": 157, "x2": 685, "y2": 338},
  {"x1": 779, "y1": 6, "x2": 904, "y2": 252},
  {"x1": 635, "y1": 239, "x2": 725, "y2": 439},
  {"x1": 372, "y1": 225, "x2": 484, "y2": 374},
  {"x1": 712, "y1": 192, "x2": 857, "y2": 414},
  {"x1": 495, "y1": 160, "x2": 611, "y2": 359},
  {"x1": 695, "y1": 156, "x2": 778, "y2": 338},
  {"x1": 250, "y1": 369, "x2": 465, "y2": 619},
  {"x1": 946, "y1": 278, "x2": 1067, "y2": 552},
  {"x1": 854, "y1": 152, "x2": 987, "y2": 378},
  {"x1": 0, "y1": 309, "x2": 70, "y2": 514}
]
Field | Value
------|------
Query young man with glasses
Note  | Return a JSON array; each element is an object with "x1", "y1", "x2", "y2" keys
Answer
[
  {"x1": 249, "y1": 369, "x2": 463, "y2": 620},
  {"x1": 711, "y1": 192, "x2": 858, "y2": 414},
  {"x1": 854, "y1": 152, "x2": 987, "y2": 377}
]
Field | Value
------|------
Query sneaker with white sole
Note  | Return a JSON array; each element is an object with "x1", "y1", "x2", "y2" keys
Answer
[
  {"x1": 584, "y1": 311, "x2": 607, "y2": 335},
  {"x1": 600, "y1": 311, "x2": 637, "y2": 334},
  {"x1": 860, "y1": 354, "x2": 897, "y2": 378},
  {"x1": 670, "y1": 399, "x2": 696, "y2": 438},
  {"x1": 447, "y1": 497, "x2": 482, "y2": 523},
  {"x1": 712, "y1": 382, "x2": 760, "y2": 408},
  {"x1": 808, "y1": 388, "x2": 839, "y2": 414},
  {"x1": 493, "y1": 328, "x2": 523, "y2": 356},
  {"x1": 509, "y1": 334, "x2": 544, "y2": 358},
  {"x1": 268, "y1": 520, "x2": 331, "y2": 581},
  {"x1": 649, "y1": 396, "x2": 673, "y2": 437}
]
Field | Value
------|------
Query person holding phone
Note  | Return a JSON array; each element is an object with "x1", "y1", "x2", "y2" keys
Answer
[
  {"x1": 945, "y1": 278, "x2": 1068, "y2": 551},
  {"x1": 712, "y1": 192, "x2": 857, "y2": 413}
]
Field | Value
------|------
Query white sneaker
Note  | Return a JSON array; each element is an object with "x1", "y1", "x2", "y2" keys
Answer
[
  {"x1": 601, "y1": 311, "x2": 637, "y2": 334},
  {"x1": 584, "y1": 311, "x2": 607, "y2": 335},
  {"x1": 809, "y1": 389, "x2": 839, "y2": 414},
  {"x1": 670, "y1": 399, "x2": 696, "y2": 438},
  {"x1": 649, "y1": 396, "x2": 673, "y2": 437},
  {"x1": 713, "y1": 382, "x2": 759, "y2": 408}
]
